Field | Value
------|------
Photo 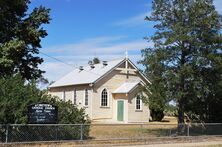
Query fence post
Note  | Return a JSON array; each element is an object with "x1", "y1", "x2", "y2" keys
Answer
[
  {"x1": 140, "y1": 124, "x2": 143, "y2": 139},
  {"x1": 5, "y1": 124, "x2": 9, "y2": 143},
  {"x1": 187, "y1": 124, "x2": 190, "y2": 136},
  {"x1": 80, "y1": 124, "x2": 83, "y2": 140},
  {"x1": 56, "y1": 125, "x2": 58, "y2": 141}
]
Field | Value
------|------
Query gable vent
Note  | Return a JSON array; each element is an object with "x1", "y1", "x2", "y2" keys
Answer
[{"x1": 103, "y1": 61, "x2": 108, "y2": 66}]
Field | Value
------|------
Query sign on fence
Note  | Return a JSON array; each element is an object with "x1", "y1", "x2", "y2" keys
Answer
[{"x1": 27, "y1": 103, "x2": 58, "y2": 124}]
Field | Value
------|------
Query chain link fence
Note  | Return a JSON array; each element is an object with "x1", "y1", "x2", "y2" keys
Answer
[{"x1": 0, "y1": 123, "x2": 222, "y2": 143}]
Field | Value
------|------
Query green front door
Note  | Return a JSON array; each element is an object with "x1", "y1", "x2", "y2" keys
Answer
[{"x1": 117, "y1": 100, "x2": 124, "y2": 121}]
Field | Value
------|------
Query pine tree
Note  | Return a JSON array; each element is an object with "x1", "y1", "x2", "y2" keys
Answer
[
  {"x1": 0, "y1": 0, "x2": 50, "y2": 80},
  {"x1": 141, "y1": 0, "x2": 222, "y2": 130}
]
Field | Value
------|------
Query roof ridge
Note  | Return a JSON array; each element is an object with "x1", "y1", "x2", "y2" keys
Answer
[{"x1": 78, "y1": 57, "x2": 125, "y2": 68}]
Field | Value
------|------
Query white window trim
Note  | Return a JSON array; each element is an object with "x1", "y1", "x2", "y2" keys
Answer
[
  {"x1": 62, "y1": 90, "x2": 66, "y2": 101},
  {"x1": 100, "y1": 88, "x2": 110, "y2": 107},
  {"x1": 135, "y1": 96, "x2": 142, "y2": 111},
  {"x1": 84, "y1": 89, "x2": 89, "y2": 107}
]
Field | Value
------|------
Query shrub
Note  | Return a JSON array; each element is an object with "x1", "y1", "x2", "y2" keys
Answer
[
  {"x1": 151, "y1": 109, "x2": 164, "y2": 121},
  {"x1": 0, "y1": 75, "x2": 90, "y2": 141}
]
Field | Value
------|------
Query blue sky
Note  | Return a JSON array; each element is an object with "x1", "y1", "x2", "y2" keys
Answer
[{"x1": 29, "y1": 0, "x2": 222, "y2": 82}]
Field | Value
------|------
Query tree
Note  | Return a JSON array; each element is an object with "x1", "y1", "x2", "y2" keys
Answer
[
  {"x1": 0, "y1": 0, "x2": 50, "y2": 80},
  {"x1": 140, "y1": 0, "x2": 222, "y2": 129},
  {"x1": 93, "y1": 57, "x2": 100, "y2": 64},
  {"x1": 88, "y1": 57, "x2": 100, "y2": 65},
  {"x1": 0, "y1": 75, "x2": 89, "y2": 124},
  {"x1": 140, "y1": 49, "x2": 168, "y2": 121}
]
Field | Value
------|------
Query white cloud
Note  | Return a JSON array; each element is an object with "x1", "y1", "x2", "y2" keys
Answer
[
  {"x1": 214, "y1": 0, "x2": 222, "y2": 14},
  {"x1": 43, "y1": 36, "x2": 152, "y2": 56},
  {"x1": 40, "y1": 36, "x2": 153, "y2": 81},
  {"x1": 112, "y1": 0, "x2": 222, "y2": 28},
  {"x1": 40, "y1": 62, "x2": 73, "y2": 82},
  {"x1": 43, "y1": 36, "x2": 127, "y2": 54},
  {"x1": 112, "y1": 12, "x2": 151, "y2": 27}
]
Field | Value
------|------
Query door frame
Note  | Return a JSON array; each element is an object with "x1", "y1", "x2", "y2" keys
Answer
[{"x1": 117, "y1": 100, "x2": 124, "y2": 121}]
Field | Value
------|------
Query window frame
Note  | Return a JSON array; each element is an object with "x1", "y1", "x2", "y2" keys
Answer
[
  {"x1": 62, "y1": 90, "x2": 66, "y2": 101},
  {"x1": 73, "y1": 89, "x2": 77, "y2": 105},
  {"x1": 100, "y1": 88, "x2": 109, "y2": 107},
  {"x1": 135, "y1": 96, "x2": 142, "y2": 111},
  {"x1": 84, "y1": 89, "x2": 89, "y2": 107}
]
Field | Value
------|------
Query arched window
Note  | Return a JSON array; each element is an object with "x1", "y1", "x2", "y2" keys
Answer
[
  {"x1": 101, "y1": 89, "x2": 108, "y2": 106},
  {"x1": 136, "y1": 96, "x2": 142, "y2": 110}
]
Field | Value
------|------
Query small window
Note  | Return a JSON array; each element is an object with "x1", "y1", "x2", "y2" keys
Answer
[
  {"x1": 101, "y1": 89, "x2": 108, "y2": 106},
  {"x1": 73, "y1": 89, "x2": 77, "y2": 105},
  {"x1": 85, "y1": 89, "x2": 88, "y2": 106},
  {"x1": 136, "y1": 96, "x2": 142, "y2": 110},
  {"x1": 62, "y1": 90, "x2": 66, "y2": 101}
]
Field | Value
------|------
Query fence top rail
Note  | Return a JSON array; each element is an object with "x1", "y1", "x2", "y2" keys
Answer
[{"x1": 0, "y1": 123, "x2": 221, "y2": 126}]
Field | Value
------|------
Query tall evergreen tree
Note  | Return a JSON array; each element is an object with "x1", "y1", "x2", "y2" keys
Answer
[
  {"x1": 140, "y1": 0, "x2": 222, "y2": 128},
  {"x1": 0, "y1": 0, "x2": 50, "y2": 80}
]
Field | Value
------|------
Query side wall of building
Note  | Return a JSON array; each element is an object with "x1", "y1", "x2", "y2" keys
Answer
[
  {"x1": 48, "y1": 85, "x2": 93, "y2": 118},
  {"x1": 127, "y1": 88, "x2": 150, "y2": 123}
]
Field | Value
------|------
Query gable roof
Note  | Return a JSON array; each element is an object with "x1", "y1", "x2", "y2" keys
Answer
[
  {"x1": 49, "y1": 58, "x2": 150, "y2": 88},
  {"x1": 49, "y1": 58, "x2": 125, "y2": 88},
  {"x1": 113, "y1": 81, "x2": 140, "y2": 94}
]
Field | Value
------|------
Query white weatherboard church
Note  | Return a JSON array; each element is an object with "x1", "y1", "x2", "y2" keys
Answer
[{"x1": 49, "y1": 56, "x2": 151, "y2": 123}]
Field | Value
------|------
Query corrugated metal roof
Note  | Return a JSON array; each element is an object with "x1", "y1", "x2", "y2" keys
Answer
[
  {"x1": 113, "y1": 81, "x2": 140, "y2": 94},
  {"x1": 49, "y1": 58, "x2": 125, "y2": 88}
]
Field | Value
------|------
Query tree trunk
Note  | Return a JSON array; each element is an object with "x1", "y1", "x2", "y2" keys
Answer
[
  {"x1": 178, "y1": 43, "x2": 186, "y2": 135},
  {"x1": 177, "y1": 100, "x2": 185, "y2": 135}
]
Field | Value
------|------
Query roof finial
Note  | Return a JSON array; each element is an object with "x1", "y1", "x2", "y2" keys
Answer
[{"x1": 125, "y1": 50, "x2": 128, "y2": 59}]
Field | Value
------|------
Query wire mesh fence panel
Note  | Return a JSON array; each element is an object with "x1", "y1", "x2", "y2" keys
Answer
[
  {"x1": 89, "y1": 124, "x2": 180, "y2": 140},
  {"x1": 4, "y1": 124, "x2": 86, "y2": 142},
  {"x1": 139, "y1": 124, "x2": 178, "y2": 138},
  {"x1": 89, "y1": 124, "x2": 145, "y2": 140},
  {"x1": 189, "y1": 123, "x2": 222, "y2": 136},
  {"x1": 0, "y1": 125, "x2": 7, "y2": 143},
  {"x1": 56, "y1": 125, "x2": 81, "y2": 141},
  {"x1": 8, "y1": 125, "x2": 57, "y2": 142},
  {"x1": 0, "y1": 123, "x2": 221, "y2": 143}
]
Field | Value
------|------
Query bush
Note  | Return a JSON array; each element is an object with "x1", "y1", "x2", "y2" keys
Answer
[
  {"x1": 151, "y1": 109, "x2": 164, "y2": 121},
  {"x1": 0, "y1": 75, "x2": 90, "y2": 141}
]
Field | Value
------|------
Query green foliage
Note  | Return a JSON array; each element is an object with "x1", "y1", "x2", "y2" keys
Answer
[
  {"x1": 165, "y1": 103, "x2": 177, "y2": 116},
  {"x1": 45, "y1": 98, "x2": 90, "y2": 124},
  {"x1": 151, "y1": 109, "x2": 164, "y2": 121},
  {"x1": 0, "y1": 75, "x2": 90, "y2": 124},
  {"x1": 93, "y1": 57, "x2": 100, "y2": 64},
  {"x1": 0, "y1": 0, "x2": 50, "y2": 80},
  {"x1": 0, "y1": 75, "x2": 41, "y2": 124},
  {"x1": 139, "y1": 38, "x2": 169, "y2": 121},
  {"x1": 141, "y1": 0, "x2": 222, "y2": 123},
  {"x1": 89, "y1": 57, "x2": 100, "y2": 64}
]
